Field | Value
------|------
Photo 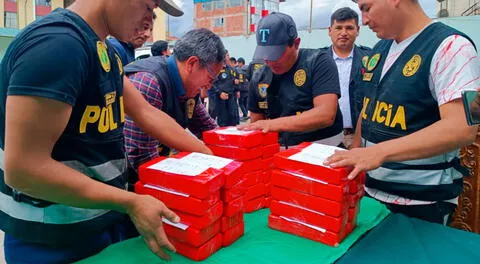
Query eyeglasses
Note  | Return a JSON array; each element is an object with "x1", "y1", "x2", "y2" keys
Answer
[{"x1": 203, "y1": 62, "x2": 218, "y2": 81}]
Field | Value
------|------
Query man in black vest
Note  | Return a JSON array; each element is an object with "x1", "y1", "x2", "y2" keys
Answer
[
  {"x1": 242, "y1": 12, "x2": 343, "y2": 148},
  {"x1": 326, "y1": 0, "x2": 480, "y2": 225},
  {"x1": 321, "y1": 7, "x2": 371, "y2": 149},
  {"x1": 213, "y1": 51, "x2": 240, "y2": 126},
  {"x1": 236, "y1": 57, "x2": 250, "y2": 121},
  {"x1": 123, "y1": 28, "x2": 222, "y2": 172}
]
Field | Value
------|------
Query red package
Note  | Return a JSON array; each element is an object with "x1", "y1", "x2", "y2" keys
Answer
[
  {"x1": 243, "y1": 158, "x2": 264, "y2": 172},
  {"x1": 245, "y1": 196, "x2": 266, "y2": 213},
  {"x1": 265, "y1": 183, "x2": 271, "y2": 196},
  {"x1": 348, "y1": 206, "x2": 359, "y2": 222},
  {"x1": 221, "y1": 212, "x2": 244, "y2": 233},
  {"x1": 346, "y1": 222, "x2": 356, "y2": 235},
  {"x1": 264, "y1": 196, "x2": 272, "y2": 208},
  {"x1": 263, "y1": 157, "x2": 275, "y2": 171},
  {"x1": 263, "y1": 143, "x2": 281, "y2": 158},
  {"x1": 174, "y1": 202, "x2": 223, "y2": 230},
  {"x1": 274, "y1": 144, "x2": 350, "y2": 185},
  {"x1": 245, "y1": 183, "x2": 267, "y2": 201},
  {"x1": 271, "y1": 187, "x2": 348, "y2": 217},
  {"x1": 348, "y1": 174, "x2": 365, "y2": 194},
  {"x1": 207, "y1": 144, "x2": 263, "y2": 161},
  {"x1": 268, "y1": 214, "x2": 347, "y2": 247},
  {"x1": 348, "y1": 190, "x2": 364, "y2": 208},
  {"x1": 245, "y1": 170, "x2": 263, "y2": 187},
  {"x1": 222, "y1": 222, "x2": 245, "y2": 247},
  {"x1": 270, "y1": 200, "x2": 347, "y2": 233},
  {"x1": 174, "y1": 152, "x2": 244, "y2": 189},
  {"x1": 221, "y1": 179, "x2": 248, "y2": 203},
  {"x1": 223, "y1": 195, "x2": 245, "y2": 217},
  {"x1": 139, "y1": 157, "x2": 224, "y2": 199},
  {"x1": 261, "y1": 170, "x2": 272, "y2": 183},
  {"x1": 203, "y1": 127, "x2": 264, "y2": 148},
  {"x1": 263, "y1": 132, "x2": 279, "y2": 145},
  {"x1": 135, "y1": 182, "x2": 220, "y2": 217},
  {"x1": 164, "y1": 220, "x2": 220, "y2": 248},
  {"x1": 271, "y1": 170, "x2": 349, "y2": 203},
  {"x1": 171, "y1": 234, "x2": 222, "y2": 261}
]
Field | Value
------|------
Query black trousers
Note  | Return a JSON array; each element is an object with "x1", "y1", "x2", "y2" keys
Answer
[
  {"x1": 239, "y1": 92, "x2": 248, "y2": 118},
  {"x1": 217, "y1": 95, "x2": 239, "y2": 126},
  {"x1": 208, "y1": 95, "x2": 217, "y2": 119},
  {"x1": 384, "y1": 201, "x2": 457, "y2": 225}
]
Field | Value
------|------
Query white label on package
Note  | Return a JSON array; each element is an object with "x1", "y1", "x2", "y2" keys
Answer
[
  {"x1": 147, "y1": 158, "x2": 209, "y2": 176},
  {"x1": 214, "y1": 127, "x2": 255, "y2": 135},
  {"x1": 288, "y1": 143, "x2": 345, "y2": 167},
  {"x1": 279, "y1": 216, "x2": 326, "y2": 233},
  {"x1": 301, "y1": 143, "x2": 344, "y2": 156},
  {"x1": 181, "y1": 152, "x2": 233, "y2": 170},
  {"x1": 163, "y1": 218, "x2": 189, "y2": 230},
  {"x1": 144, "y1": 184, "x2": 190, "y2": 198}
]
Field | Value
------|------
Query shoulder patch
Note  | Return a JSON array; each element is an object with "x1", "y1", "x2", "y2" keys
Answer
[{"x1": 294, "y1": 69, "x2": 307, "y2": 87}]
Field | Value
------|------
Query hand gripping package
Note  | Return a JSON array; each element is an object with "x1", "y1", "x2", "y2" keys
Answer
[{"x1": 269, "y1": 142, "x2": 365, "y2": 246}]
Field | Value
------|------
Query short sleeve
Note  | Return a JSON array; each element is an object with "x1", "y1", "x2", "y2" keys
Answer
[
  {"x1": 8, "y1": 31, "x2": 89, "y2": 106},
  {"x1": 430, "y1": 35, "x2": 480, "y2": 105},
  {"x1": 311, "y1": 52, "x2": 341, "y2": 98},
  {"x1": 248, "y1": 75, "x2": 262, "y2": 113}
]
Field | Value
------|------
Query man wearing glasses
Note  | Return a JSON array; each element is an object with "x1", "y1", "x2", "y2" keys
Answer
[{"x1": 123, "y1": 28, "x2": 223, "y2": 175}]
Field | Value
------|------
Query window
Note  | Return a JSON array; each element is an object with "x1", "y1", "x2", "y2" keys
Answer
[
  {"x1": 214, "y1": 0, "x2": 225, "y2": 10},
  {"x1": 227, "y1": 0, "x2": 243, "y2": 8},
  {"x1": 35, "y1": 0, "x2": 51, "y2": 6},
  {"x1": 4, "y1": 12, "x2": 18, "y2": 28},
  {"x1": 202, "y1": 2, "x2": 212, "y2": 11},
  {"x1": 214, "y1": 17, "x2": 224, "y2": 27}
]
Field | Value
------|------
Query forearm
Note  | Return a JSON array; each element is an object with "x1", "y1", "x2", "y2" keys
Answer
[
  {"x1": 271, "y1": 108, "x2": 334, "y2": 132},
  {"x1": 352, "y1": 114, "x2": 363, "y2": 148},
  {"x1": 5, "y1": 158, "x2": 135, "y2": 213},
  {"x1": 250, "y1": 112, "x2": 265, "y2": 122},
  {"x1": 372, "y1": 117, "x2": 477, "y2": 163}
]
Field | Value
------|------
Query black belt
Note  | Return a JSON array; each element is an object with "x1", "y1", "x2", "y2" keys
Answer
[{"x1": 4, "y1": 188, "x2": 53, "y2": 208}]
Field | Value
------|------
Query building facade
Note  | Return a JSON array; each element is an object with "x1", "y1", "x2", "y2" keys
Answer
[
  {"x1": 437, "y1": 0, "x2": 480, "y2": 17},
  {"x1": 1, "y1": 0, "x2": 64, "y2": 29},
  {"x1": 194, "y1": 0, "x2": 284, "y2": 37}
]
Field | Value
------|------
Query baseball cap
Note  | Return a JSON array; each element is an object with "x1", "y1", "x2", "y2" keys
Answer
[
  {"x1": 155, "y1": 0, "x2": 184, "y2": 17},
  {"x1": 253, "y1": 12, "x2": 298, "y2": 61}
]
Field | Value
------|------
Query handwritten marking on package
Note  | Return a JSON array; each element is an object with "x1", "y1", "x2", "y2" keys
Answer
[
  {"x1": 148, "y1": 158, "x2": 209, "y2": 176},
  {"x1": 181, "y1": 152, "x2": 233, "y2": 169},
  {"x1": 215, "y1": 127, "x2": 255, "y2": 135}
]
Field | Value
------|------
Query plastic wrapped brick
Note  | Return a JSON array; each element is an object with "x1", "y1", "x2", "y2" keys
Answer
[
  {"x1": 139, "y1": 157, "x2": 224, "y2": 199},
  {"x1": 223, "y1": 195, "x2": 245, "y2": 217},
  {"x1": 174, "y1": 202, "x2": 223, "y2": 230},
  {"x1": 245, "y1": 196, "x2": 266, "y2": 213},
  {"x1": 245, "y1": 183, "x2": 267, "y2": 201},
  {"x1": 163, "y1": 219, "x2": 220, "y2": 247},
  {"x1": 263, "y1": 131, "x2": 279, "y2": 145},
  {"x1": 207, "y1": 144, "x2": 263, "y2": 161},
  {"x1": 171, "y1": 233, "x2": 222, "y2": 261},
  {"x1": 263, "y1": 143, "x2": 281, "y2": 158},
  {"x1": 245, "y1": 170, "x2": 263, "y2": 187},
  {"x1": 203, "y1": 127, "x2": 263, "y2": 148},
  {"x1": 135, "y1": 182, "x2": 220, "y2": 216},
  {"x1": 263, "y1": 157, "x2": 275, "y2": 171},
  {"x1": 261, "y1": 170, "x2": 272, "y2": 184},
  {"x1": 220, "y1": 178, "x2": 248, "y2": 203},
  {"x1": 222, "y1": 222, "x2": 245, "y2": 247},
  {"x1": 221, "y1": 212, "x2": 244, "y2": 233}
]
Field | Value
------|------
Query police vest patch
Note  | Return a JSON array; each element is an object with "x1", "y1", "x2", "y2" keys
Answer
[
  {"x1": 402, "y1": 54, "x2": 422, "y2": 77},
  {"x1": 258, "y1": 83, "x2": 268, "y2": 98},
  {"x1": 362, "y1": 56, "x2": 369, "y2": 68},
  {"x1": 115, "y1": 54, "x2": 123, "y2": 76},
  {"x1": 367, "y1": 53, "x2": 381, "y2": 72},
  {"x1": 294, "y1": 69, "x2": 307, "y2": 87},
  {"x1": 186, "y1": 98, "x2": 196, "y2": 119},
  {"x1": 97, "y1": 41, "x2": 111, "y2": 72}
]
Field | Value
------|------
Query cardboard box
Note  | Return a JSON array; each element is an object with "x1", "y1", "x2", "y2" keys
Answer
[
  {"x1": 223, "y1": 195, "x2": 245, "y2": 217},
  {"x1": 245, "y1": 170, "x2": 263, "y2": 187},
  {"x1": 203, "y1": 127, "x2": 264, "y2": 148},
  {"x1": 222, "y1": 222, "x2": 245, "y2": 247},
  {"x1": 263, "y1": 143, "x2": 281, "y2": 158},
  {"x1": 271, "y1": 170, "x2": 349, "y2": 203},
  {"x1": 271, "y1": 186, "x2": 348, "y2": 218},
  {"x1": 245, "y1": 196, "x2": 266, "y2": 213},
  {"x1": 220, "y1": 179, "x2": 248, "y2": 203},
  {"x1": 174, "y1": 152, "x2": 244, "y2": 189},
  {"x1": 139, "y1": 157, "x2": 224, "y2": 199},
  {"x1": 274, "y1": 143, "x2": 351, "y2": 185},
  {"x1": 208, "y1": 144, "x2": 263, "y2": 161},
  {"x1": 245, "y1": 183, "x2": 267, "y2": 201},
  {"x1": 268, "y1": 214, "x2": 347, "y2": 247},
  {"x1": 134, "y1": 182, "x2": 220, "y2": 216},
  {"x1": 171, "y1": 234, "x2": 222, "y2": 261},
  {"x1": 174, "y1": 202, "x2": 223, "y2": 230},
  {"x1": 221, "y1": 212, "x2": 244, "y2": 233},
  {"x1": 164, "y1": 219, "x2": 220, "y2": 247},
  {"x1": 270, "y1": 200, "x2": 347, "y2": 233}
]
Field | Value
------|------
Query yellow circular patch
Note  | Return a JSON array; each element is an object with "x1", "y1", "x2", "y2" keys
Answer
[
  {"x1": 402, "y1": 54, "x2": 422, "y2": 77},
  {"x1": 362, "y1": 56, "x2": 369, "y2": 68},
  {"x1": 97, "y1": 41, "x2": 111, "y2": 73},
  {"x1": 294, "y1": 69, "x2": 307, "y2": 87},
  {"x1": 367, "y1": 53, "x2": 381, "y2": 72},
  {"x1": 115, "y1": 54, "x2": 123, "y2": 75}
]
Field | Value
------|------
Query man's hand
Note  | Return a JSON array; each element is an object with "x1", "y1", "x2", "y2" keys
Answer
[
  {"x1": 324, "y1": 147, "x2": 386, "y2": 180},
  {"x1": 236, "y1": 92, "x2": 240, "y2": 99},
  {"x1": 238, "y1": 119, "x2": 278, "y2": 132},
  {"x1": 234, "y1": 79, "x2": 240, "y2": 85},
  {"x1": 126, "y1": 195, "x2": 180, "y2": 260},
  {"x1": 220, "y1": 92, "x2": 229, "y2": 100}
]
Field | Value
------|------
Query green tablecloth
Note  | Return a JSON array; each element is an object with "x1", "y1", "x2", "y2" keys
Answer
[
  {"x1": 78, "y1": 197, "x2": 389, "y2": 264},
  {"x1": 337, "y1": 213, "x2": 480, "y2": 264}
]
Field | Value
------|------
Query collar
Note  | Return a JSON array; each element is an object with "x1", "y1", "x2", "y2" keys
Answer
[
  {"x1": 166, "y1": 55, "x2": 185, "y2": 96},
  {"x1": 332, "y1": 47, "x2": 354, "y2": 60}
]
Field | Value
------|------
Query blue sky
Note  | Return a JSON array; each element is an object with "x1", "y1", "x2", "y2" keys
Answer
[{"x1": 168, "y1": 0, "x2": 437, "y2": 37}]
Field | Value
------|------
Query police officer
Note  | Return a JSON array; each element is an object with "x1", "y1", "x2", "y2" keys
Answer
[
  {"x1": 326, "y1": 0, "x2": 480, "y2": 224},
  {"x1": 214, "y1": 51, "x2": 240, "y2": 126},
  {"x1": 0, "y1": 0, "x2": 215, "y2": 262},
  {"x1": 241, "y1": 12, "x2": 343, "y2": 147},
  {"x1": 246, "y1": 58, "x2": 265, "y2": 82},
  {"x1": 320, "y1": 7, "x2": 371, "y2": 148},
  {"x1": 236, "y1": 57, "x2": 250, "y2": 121}
]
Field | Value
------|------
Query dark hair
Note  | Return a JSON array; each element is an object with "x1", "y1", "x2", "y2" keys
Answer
[
  {"x1": 230, "y1": 57, "x2": 237, "y2": 63},
  {"x1": 151, "y1": 40, "x2": 169, "y2": 56},
  {"x1": 237, "y1": 57, "x2": 245, "y2": 64},
  {"x1": 330, "y1": 7, "x2": 359, "y2": 26},
  {"x1": 174, "y1": 28, "x2": 226, "y2": 66}
]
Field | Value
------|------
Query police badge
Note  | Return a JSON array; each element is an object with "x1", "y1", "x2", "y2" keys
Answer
[{"x1": 258, "y1": 83, "x2": 269, "y2": 98}]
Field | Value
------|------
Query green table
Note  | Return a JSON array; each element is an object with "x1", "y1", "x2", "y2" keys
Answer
[{"x1": 78, "y1": 198, "x2": 389, "y2": 264}]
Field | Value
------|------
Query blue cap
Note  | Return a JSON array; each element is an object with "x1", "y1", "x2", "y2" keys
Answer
[{"x1": 253, "y1": 12, "x2": 298, "y2": 61}]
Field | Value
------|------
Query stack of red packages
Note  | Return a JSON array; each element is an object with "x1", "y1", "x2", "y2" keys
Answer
[
  {"x1": 135, "y1": 157, "x2": 224, "y2": 261},
  {"x1": 269, "y1": 142, "x2": 365, "y2": 247},
  {"x1": 173, "y1": 152, "x2": 246, "y2": 247},
  {"x1": 203, "y1": 127, "x2": 279, "y2": 213}
]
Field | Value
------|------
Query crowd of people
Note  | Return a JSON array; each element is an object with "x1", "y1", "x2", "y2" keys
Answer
[{"x1": 0, "y1": 0, "x2": 479, "y2": 263}]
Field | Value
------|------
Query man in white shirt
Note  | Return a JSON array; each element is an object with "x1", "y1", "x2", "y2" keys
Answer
[
  {"x1": 326, "y1": 0, "x2": 480, "y2": 225},
  {"x1": 323, "y1": 7, "x2": 371, "y2": 148}
]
